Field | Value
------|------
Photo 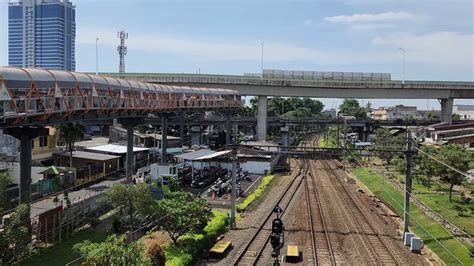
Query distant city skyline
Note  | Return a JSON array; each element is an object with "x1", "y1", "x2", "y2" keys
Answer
[{"x1": 0, "y1": 0, "x2": 472, "y2": 109}]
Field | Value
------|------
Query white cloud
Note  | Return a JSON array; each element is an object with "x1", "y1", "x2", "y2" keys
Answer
[
  {"x1": 303, "y1": 19, "x2": 313, "y2": 26},
  {"x1": 351, "y1": 23, "x2": 394, "y2": 31},
  {"x1": 372, "y1": 32, "x2": 474, "y2": 69},
  {"x1": 324, "y1": 11, "x2": 416, "y2": 24},
  {"x1": 78, "y1": 27, "x2": 394, "y2": 64}
]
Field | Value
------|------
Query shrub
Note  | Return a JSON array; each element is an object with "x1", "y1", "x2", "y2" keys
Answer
[
  {"x1": 453, "y1": 204, "x2": 467, "y2": 216},
  {"x1": 89, "y1": 217, "x2": 101, "y2": 228},
  {"x1": 145, "y1": 239, "x2": 166, "y2": 266},
  {"x1": 164, "y1": 211, "x2": 227, "y2": 266},
  {"x1": 236, "y1": 175, "x2": 275, "y2": 212},
  {"x1": 112, "y1": 216, "x2": 122, "y2": 233}
]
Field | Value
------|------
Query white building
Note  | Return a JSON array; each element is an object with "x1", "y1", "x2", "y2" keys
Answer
[
  {"x1": 372, "y1": 105, "x2": 440, "y2": 121},
  {"x1": 453, "y1": 105, "x2": 474, "y2": 120}
]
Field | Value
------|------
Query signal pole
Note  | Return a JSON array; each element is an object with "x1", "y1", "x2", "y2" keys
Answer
[{"x1": 117, "y1": 30, "x2": 128, "y2": 73}]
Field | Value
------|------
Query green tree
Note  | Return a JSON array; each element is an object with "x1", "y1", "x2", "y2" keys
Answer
[
  {"x1": 73, "y1": 234, "x2": 149, "y2": 265},
  {"x1": 452, "y1": 113, "x2": 462, "y2": 121},
  {"x1": 244, "y1": 96, "x2": 324, "y2": 117},
  {"x1": 281, "y1": 107, "x2": 315, "y2": 118},
  {"x1": 239, "y1": 105, "x2": 256, "y2": 116},
  {"x1": 372, "y1": 128, "x2": 405, "y2": 165},
  {"x1": 0, "y1": 173, "x2": 12, "y2": 213},
  {"x1": 153, "y1": 191, "x2": 212, "y2": 244},
  {"x1": 57, "y1": 122, "x2": 85, "y2": 168},
  {"x1": 436, "y1": 144, "x2": 471, "y2": 202},
  {"x1": 339, "y1": 98, "x2": 370, "y2": 118},
  {"x1": 0, "y1": 204, "x2": 33, "y2": 263},
  {"x1": 426, "y1": 112, "x2": 439, "y2": 121},
  {"x1": 416, "y1": 145, "x2": 439, "y2": 189},
  {"x1": 103, "y1": 183, "x2": 154, "y2": 230}
]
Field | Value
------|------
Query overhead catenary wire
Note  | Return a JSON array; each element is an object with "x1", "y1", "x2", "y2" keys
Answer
[
  {"x1": 362, "y1": 146, "x2": 474, "y2": 228},
  {"x1": 347, "y1": 148, "x2": 469, "y2": 263},
  {"x1": 414, "y1": 146, "x2": 472, "y2": 179}
]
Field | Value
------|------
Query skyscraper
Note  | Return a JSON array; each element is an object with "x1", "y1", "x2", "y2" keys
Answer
[{"x1": 8, "y1": 0, "x2": 76, "y2": 71}]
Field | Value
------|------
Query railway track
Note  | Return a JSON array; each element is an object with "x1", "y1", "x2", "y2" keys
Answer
[
  {"x1": 306, "y1": 160, "x2": 337, "y2": 265},
  {"x1": 319, "y1": 157, "x2": 402, "y2": 265},
  {"x1": 232, "y1": 158, "x2": 308, "y2": 265}
]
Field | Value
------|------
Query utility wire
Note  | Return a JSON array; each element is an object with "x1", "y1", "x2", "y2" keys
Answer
[
  {"x1": 414, "y1": 146, "x2": 472, "y2": 179},
  {"x1": 362, "y1": 146, "x2": 474, "y2": 228},
  {"x1": 347, "y1": 148, "x2": 469, "y2": 263}
]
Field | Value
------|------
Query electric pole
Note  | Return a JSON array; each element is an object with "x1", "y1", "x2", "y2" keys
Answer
[
  {"x1": 117, "y1": 30, "x2": 128, "y2": 73},
  {"x1": 404, "y1": 131, "x2": 413, "y2": 235}
]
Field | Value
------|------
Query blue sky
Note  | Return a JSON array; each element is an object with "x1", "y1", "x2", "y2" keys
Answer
[{"x1": 0, "y1": 0, "x2": 473, "y2": 109}]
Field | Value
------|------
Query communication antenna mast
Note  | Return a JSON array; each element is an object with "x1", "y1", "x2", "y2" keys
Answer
[{"x1": 117, "y1": 30, "x2": 128, "y2": 73}]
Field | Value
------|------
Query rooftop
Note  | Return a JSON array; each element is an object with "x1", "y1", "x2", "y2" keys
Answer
[
  {"x1": 55, "y1": 151, "x2": 120, "y2": 161},
  {"x1": 86, "y1": 144, "x2": 149, "y2": 155}
]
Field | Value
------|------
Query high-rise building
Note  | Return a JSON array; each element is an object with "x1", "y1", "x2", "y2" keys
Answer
[{"x1": 8, "y1": 0, "x2": 76, "y2": 71}]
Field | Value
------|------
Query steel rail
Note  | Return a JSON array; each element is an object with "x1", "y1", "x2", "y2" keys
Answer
[{"x1": 320, "y1": 157, "x2": 401, "y2": 265}]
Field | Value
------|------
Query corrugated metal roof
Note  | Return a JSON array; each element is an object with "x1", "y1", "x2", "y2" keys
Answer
[
  {"x1": 86, "y1": 144, "x2": 149, "y2": 154},
  {"x1": 174, "y1": 149, "x2": 214, "y2": 161},
  {"x1": 195, "y1": 150, "x2": 232, "y2": 160},
  {"x1": 57, "y1": 151, "x2": 121, "y2": 161}
]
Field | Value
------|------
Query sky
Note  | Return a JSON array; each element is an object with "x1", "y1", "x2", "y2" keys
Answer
[{"x1": 0, "y1": 0, "x2": 473, "y2": 110}]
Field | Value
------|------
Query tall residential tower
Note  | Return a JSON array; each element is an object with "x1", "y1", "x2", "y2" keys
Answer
[{"x1": 8, "y1": 0, "x2": 76, "y2": 71}]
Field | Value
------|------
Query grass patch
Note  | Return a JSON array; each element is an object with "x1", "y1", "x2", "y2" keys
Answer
[
  {"x1": 394, "y1": 174, "x2": 474, "y2": 237},
  {"x1": 21, "y1": 228, "x2": 110, "y2": 266},
  {"x1": 236, "y1": 175, "x2": 276, "y2": 212},
  {"x1": 164, "y1": 210, "x2": 228, "y2": 266},
  {"x1": 319, "y1": 137, "x2": 337, "y2": 148},
  {"x1": 352, "y1": 168, "x2": 473, "y2": 265}
]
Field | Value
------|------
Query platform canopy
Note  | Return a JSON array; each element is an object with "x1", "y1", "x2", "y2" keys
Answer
[{"x1": 174, "y1": 149, "x2": 214, "y2": 161}]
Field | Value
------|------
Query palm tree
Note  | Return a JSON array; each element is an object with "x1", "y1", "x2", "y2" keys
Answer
[{"x1": 57, "y1": 122, "x2": 85, "y2": 168}]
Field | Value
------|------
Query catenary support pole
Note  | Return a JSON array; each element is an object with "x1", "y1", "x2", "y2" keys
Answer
[{"x1": 404, "y1": 132, "x2": 413, "y2": 235}]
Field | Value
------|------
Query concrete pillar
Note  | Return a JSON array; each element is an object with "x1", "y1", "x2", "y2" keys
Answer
[
  {"x1": 126, "y1": 123, "x2": 134, "y2": 180},
  {"x1": 179, "y1": 112, "x2": 185, "y2": 146},
  {"x1": 5, "y1": 127, "x2": 49, "y2": 204},
  {"x1": 257, "y1": 95, "x2": 268, "y2": 141},
  {"x1": 190, "y1": 126, "x2": 201, "y2": 147},
  {"x1": 19, "y1": 135, "x2": 32, "y2": 204},
  {"x1": 161, "y1": 116, "x2": 168, "y2": 164},
  {"x1": 119, "y1": 118, "x2": 144, "y2": 181},
  {"x1": 225, "y1": 115, "x2": 231, "y2": 145},
  {"x1": 440, "y1": 98, "x2": 454, "y2": 124},
  {"x1": 281, "y1": 123, "x2": 289, "y2": 147}
]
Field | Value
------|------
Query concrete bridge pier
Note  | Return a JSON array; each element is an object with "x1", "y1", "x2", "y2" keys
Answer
[
  {"x1": 161, "y1": 115, "x2": 169, "y2": 164},
  {"x1": 119, "y1": 118, "x2": 144, "y2": 181},
  {"x1": 225, "y1": 114, "x2": 231, "y2": 145},
  {"x1": 5, "y1": 127, "x2": 49, "y2": 204},
  {"x1": 257, "y1": 95, "x2": 268, "y2": 141},
  {"x1": 440, "y1": 98, "x2": 454, "y2": 124},
  {"x1": 281, "y1": 123, "x2": 289, "y2": 147},
  {"x1": 179, "y1": 112, "x2": 185, "y2": 146},
  {"x1": 190, "y1": 126, "x2": 202, "y2": 147}
]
